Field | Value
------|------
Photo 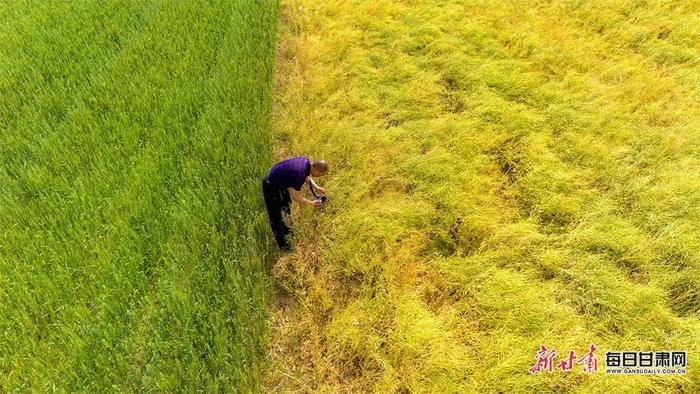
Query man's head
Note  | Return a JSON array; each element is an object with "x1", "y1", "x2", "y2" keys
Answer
[{"x1": 310, "y1": 160, "x2": 329, "y2": 177}]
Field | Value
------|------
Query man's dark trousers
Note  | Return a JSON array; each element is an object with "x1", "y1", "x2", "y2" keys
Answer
[{"x1": 262, "y1": 178, "x2": 292, "y2": 250}]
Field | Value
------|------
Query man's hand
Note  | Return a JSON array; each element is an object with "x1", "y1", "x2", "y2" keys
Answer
[{"x1": 290, "y1": 188, "x2": 324, "y2": 207}]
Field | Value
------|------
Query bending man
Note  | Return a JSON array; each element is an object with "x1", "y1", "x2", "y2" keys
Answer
[{"x1": 262, "y1": 157, "x2": 328, "y2": 250}]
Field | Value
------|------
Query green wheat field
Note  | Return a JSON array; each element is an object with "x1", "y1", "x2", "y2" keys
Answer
[
  {"x1": 1, "y1": 0, "x2": 278, "y2": 391},
  {"x1": 1, "y1": 0, "x2": 699, "y2": 392}
]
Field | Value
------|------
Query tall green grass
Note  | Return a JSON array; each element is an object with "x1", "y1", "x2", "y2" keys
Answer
[
  {"x1": 0, "y1": 0, "x2": 279, "y2": 390},
  {"x1": 269, "y1": 0, "x2": 699, "y2": 392}
]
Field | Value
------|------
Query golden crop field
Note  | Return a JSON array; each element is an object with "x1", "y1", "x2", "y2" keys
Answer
[{"x1": 267, "y1": 0, "x2": 700, "y2": 392}]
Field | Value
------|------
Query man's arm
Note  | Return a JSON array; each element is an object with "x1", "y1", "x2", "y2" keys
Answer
[
  {"x1": 289, "y1": 188, "x2": 322, "y2": 206},
  {"x1": 308, "y1": 176, "x2": 326, "y2": 195}
]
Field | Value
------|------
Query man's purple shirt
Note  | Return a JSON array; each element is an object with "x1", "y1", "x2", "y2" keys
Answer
[{"x1": 265, "y1": 157, "x2": 310, "y2": 191}]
